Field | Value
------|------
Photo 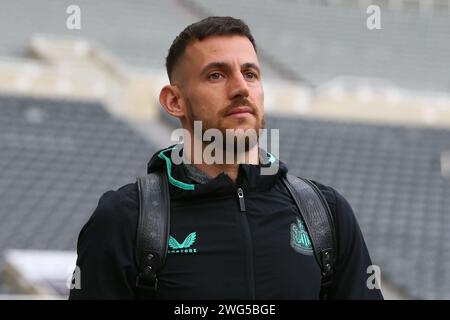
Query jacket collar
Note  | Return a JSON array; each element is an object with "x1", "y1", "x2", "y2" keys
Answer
[{"x1": 147, "y1": 144, "x2": 288, "y2": 200}]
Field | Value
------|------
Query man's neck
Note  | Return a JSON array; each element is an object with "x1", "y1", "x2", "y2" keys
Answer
[{"x1": 183, "y1": 140, "x2": 259, "y2": 185}]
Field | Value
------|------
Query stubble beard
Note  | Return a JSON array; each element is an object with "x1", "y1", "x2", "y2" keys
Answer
[{"x1": 185, "y1": 98, "x2": 265, "y2": 154}]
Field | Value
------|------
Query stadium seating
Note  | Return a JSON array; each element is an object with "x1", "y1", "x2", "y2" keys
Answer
[{"x1": 0, "y1": 95, "x2": 156, "y2": 269}]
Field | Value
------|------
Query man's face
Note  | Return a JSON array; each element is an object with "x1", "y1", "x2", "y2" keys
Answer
[{"x1": 173, "y1": 35, "x2": 265, "y2": 139}]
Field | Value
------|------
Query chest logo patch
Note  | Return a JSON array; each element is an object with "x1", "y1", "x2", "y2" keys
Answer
[
  {"x1": 168, "y1": 232, "x2": 198, "y2": 254},
  {"x1": 290, "y1": 218, "x2": 313, "y2": 256}
]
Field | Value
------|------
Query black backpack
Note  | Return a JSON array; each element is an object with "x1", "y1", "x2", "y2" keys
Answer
[{"x1": 134, "y1": 171, "x2": 337, "y2": 299}]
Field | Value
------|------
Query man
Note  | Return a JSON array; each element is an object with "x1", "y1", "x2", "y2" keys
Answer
[{"x1": 69, "y1": 16, "x2": 383, "y2": 300}]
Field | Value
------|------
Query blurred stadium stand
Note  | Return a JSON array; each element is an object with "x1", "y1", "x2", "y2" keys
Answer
[
  {"x1": 1, "y1": 0, "x2": 448, "y2": 91},
  {"x1": 0, "y1": 95, "x2": 157, "y2": 297},
  {"x1": 188, "y1": 0, "x2": 450, "y2": 92},
  {"x1": 0, "y1": 0, "x2": 449, "y2": 299},
  {"x1": 0, "y1": 0, "x2": 284, "y2": 79}
]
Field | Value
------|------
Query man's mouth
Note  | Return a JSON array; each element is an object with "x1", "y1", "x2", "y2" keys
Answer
[{"x1": 225, "y1": 106, "x2": 254, "y2": 118}]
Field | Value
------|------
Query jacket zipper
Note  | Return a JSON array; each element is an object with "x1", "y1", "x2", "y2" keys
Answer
[
  {"x1": 237, "y1": 187, "x2": 246, "y2": 212},
  {"x1": 237, "y1": 187, "x2": 255, "y2": 299}
]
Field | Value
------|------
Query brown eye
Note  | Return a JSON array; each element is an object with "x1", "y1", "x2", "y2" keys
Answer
[
  {"x1": 208, "y1": 72, "x2": 223, "y2": 80},
  {"x1": 244, "y1": 71, "x2": 257, "y2": 80}
]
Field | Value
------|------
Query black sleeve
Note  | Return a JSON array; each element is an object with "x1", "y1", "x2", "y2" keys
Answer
[
  {"x1": 69, "y1": 184, "x2": 140, "y2": 300},
  {"x1": 326, "y1": 187, "x2": 384, "y2": 300}
]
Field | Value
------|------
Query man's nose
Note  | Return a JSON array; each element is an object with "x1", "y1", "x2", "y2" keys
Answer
[{"x1": 228, "y1": 72, "x2": 250, "y2": 99}]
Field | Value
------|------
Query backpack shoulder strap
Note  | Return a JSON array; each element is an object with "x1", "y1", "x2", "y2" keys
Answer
[
  {"x1": 282, "y1": 174, "x2": 337, "y2": 300},
  {"x1": 135, "y1": 171, "x2": 170, "y2": 296}
]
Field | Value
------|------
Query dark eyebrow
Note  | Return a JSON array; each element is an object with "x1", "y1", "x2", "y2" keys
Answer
[
  {"x1": 200, "y1": 62, "x2": 230, "y2": 76},
  {"x1": 241, "y1": 62, "x2": 260, "y2": 75},
  {"x1": 200, "y1": 62, "x2": 261, "y2": 76}
]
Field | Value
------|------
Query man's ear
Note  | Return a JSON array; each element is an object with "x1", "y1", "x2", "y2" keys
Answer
[{"x1": 159, "y1": 85, "x2": 185, "y2": 118}]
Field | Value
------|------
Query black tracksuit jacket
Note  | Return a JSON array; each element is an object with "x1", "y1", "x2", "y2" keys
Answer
[{"x1": 69, "y1": 145, "x2": 383, "y2": 300}]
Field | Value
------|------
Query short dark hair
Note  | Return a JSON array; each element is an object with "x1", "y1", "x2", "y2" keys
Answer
[{"x1": 166, "y1": 16, "x2": 257, "y2": 82}]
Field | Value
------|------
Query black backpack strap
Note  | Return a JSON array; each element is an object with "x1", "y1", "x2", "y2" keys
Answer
[
  {"x1": 282, "y1": 174, "x2": 337, "y2": 300},
  {"x1": 135, "y1": 171, "x2": 170, "y2": 297}
]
